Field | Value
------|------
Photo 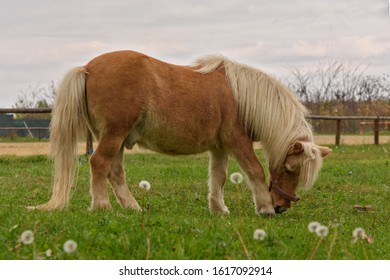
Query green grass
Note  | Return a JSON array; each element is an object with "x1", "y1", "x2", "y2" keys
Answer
[{"x1": 0, "y1": 144, "x2": 389, "y2": 260}]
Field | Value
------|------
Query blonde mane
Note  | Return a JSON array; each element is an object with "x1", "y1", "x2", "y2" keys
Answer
[{"x1": 194, "y1": 55, "x2": 322, "y2": 189}]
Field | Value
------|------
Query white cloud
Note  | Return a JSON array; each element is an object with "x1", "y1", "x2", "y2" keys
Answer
[{"x1": 340, "y1": 36, "x2": 389, "y2": 58}]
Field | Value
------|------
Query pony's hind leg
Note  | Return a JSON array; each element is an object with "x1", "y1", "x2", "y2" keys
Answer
[
  {"x1": 89, "y1": 134, "x2": 124, "y2": 210},
  {"x1": 226, "y1": 136, "x2": 275, "y2": 216},
  {"x1": 208, "y1": 149, "x2": 229, "y2": 214},
  {"x1": 108, "y1": 145, "x2": 141, "y2": 210}
]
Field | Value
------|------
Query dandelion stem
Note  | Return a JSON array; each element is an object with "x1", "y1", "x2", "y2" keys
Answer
[
  {"x1": 327, "y1": 227, "x2": 338, "y2": 260},
  {"x1": 141, "y1": 193, "x2": 145, "y2": 230},
  {"x1": 145, "y1": 237, "x2": 151, "y2": 260},
  {"x1": 33, "y1": 243, "x2": 37, "y2": 260},
  {"x1": 307, "y1": 238, "x2": 324, "y2": 260},
  {"x1": 236, "y1": 229, "x2": 251, "y2": 260},
  {"x1": 363, "y1": 246, "x2": 369, "y2": 260},
  {"x1": 236, "y1": 183, "x2": 243, "y2": 235}
]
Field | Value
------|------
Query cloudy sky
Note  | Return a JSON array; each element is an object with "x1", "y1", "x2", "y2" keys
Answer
[{"x1": 0, "y1": 0, "x2": 389, "y2": 107}]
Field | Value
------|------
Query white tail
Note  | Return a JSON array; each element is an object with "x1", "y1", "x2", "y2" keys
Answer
[{"x1": 35, "y1": 67, "x2": 88, "y2": 210}]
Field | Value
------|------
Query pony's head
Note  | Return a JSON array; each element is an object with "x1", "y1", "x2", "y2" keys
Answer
[{"x1": 268, "y1": 141, "x2": 332, "y2": 213}]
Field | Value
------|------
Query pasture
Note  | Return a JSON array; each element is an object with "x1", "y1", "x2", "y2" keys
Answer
[{"x1": 0, "y1": 144, "x2": 389, "y2": 260}]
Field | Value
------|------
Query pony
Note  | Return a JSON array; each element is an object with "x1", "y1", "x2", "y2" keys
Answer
[{"x1": 34, "y1": 50, "x2": 331, "y2": 215}]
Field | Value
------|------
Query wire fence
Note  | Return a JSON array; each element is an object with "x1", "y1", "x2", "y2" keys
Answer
[{"x1": 0, "y1": 108, "x2": 92, "y2": 154}]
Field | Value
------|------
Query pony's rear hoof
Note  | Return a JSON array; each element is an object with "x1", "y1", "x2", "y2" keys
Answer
[
  {"x1": 88, "y1": 206, "x2": 112, "y2": 211},
  {"x1": 27, "y1": 203, "x2": 64, "y2": 211},
  {"x1": 89, "y1": 201, "x2": 112, "y2": 211}
]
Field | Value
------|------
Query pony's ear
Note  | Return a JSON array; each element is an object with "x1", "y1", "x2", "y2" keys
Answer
[
  {"x1": 317, "y1": 145, "x2": 332, "y2": 158},
  {"x1": 288, "y1": 141, "x2": 304, "y2": 155}
]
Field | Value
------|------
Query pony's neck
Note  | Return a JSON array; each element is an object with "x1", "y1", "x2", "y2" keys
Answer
[{"x1": 193, "y1": 55, "x2": 313, "y2": 169}]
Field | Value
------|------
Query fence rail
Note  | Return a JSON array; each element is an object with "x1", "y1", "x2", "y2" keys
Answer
[
  {"x1": 0, "y1": 108, "x2": 52, "y2": 114},
  {"x1": 308, "y1": 115, "x2": 390, "y2": 145},
  {"x1": 1, "y1": 109, "x2": 390, "y2": 147}
]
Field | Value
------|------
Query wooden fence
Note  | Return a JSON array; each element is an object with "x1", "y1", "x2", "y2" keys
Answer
[
  {"x1": 309, "y1": 115, "x2": 390, "y2": 145},
  {"x1": 1, "y1": 109, "x2": 390, "y2": 149}
]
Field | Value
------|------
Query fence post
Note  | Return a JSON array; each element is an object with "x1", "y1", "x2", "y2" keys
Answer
[
  {"x1": 374, "y1": 118, "x2": 379, "y2": 145},
  {"x1": 335, "y1": 119, "x2": 341, "y2": 146}
]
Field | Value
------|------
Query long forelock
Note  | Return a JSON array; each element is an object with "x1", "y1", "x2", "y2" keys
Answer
[{"x1": 299, "y1": 142, "x2": 324, "y2": 190}]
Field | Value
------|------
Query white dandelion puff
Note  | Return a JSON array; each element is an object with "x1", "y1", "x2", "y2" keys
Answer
[
  {"x1": 352, "y1": 227, "x2": 366, "y2": 239},
  {"x1": 315, "y1": 225, "x2": 329, "y2": 238},
  {"x1": 230, "y1": 172, "x2": 243, "y2": 184},
  {"x1": 308, "y1": 222, "x2": 321, "y2": 233},
  {"x1": 46, "y1": 249, "x2": 53, "y2": 257},
  {"x1": 63, "y1": 240, "x2": 77, "y2": 253},
  {"x1": 352, "y1": 227, "x2": 369, "y2": 243},
  {"x1": 253, "y1": 229, "x2": 267, "y2": 241},
  {"x1": 139, "y1": 180, "x2": 151, "y2": 191},
  {"x1": 20, "y1": 230, "x2": 34, "y2": 245}
]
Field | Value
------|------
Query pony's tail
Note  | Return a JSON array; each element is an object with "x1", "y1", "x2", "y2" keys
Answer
[{"x1": 35, "y1": 67, "x2": 88, "y2": 210}]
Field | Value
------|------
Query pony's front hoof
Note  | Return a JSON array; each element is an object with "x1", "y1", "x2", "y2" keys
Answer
[
  {"x1": 209, "y1": 200, "x2": 230, "y2": 215},
  {"x1": 129, "y1": 203, "x2": 142, "y2": 211},
  {"x1": 209, "y1": 207, "x2": 230, "y2": 216},
  {"x1": 258, "y1": 206, "x2": 276, "y2": 217}
]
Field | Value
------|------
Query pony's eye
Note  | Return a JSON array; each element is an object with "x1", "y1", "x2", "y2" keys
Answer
[{"x1": 284, "y1": 167, "x2": 291, "y2": 174}]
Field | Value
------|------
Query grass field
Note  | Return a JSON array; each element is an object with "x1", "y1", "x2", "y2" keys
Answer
[{"x1": 0, "y1": 144, "x2": 389, "y2": 260}]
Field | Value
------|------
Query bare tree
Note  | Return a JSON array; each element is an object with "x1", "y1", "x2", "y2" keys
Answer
[
  {"x1": 357, "y1": 74, "x2": 390, "y2": 102},
  {"x1": 13, "y1": 81, "x2": 57, "y2": 119},
  {"x1": 286, "y1": 59, "x2": 389, "y2": 107},
  {"x1": 287, "y1": 59, "x2": 390, "y2": 133}
]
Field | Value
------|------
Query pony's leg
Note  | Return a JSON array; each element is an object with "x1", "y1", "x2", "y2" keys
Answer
[
  {"x1": 208, "y1": 149, "x2": 229, "y2": 214},
  {"x1": 227, "y1": 139, "x2": 275, "y2": 216},
  {"x1": 108, "y1": 145, "x2": 141, "y2": 210},
  {"x1": 89, "y1": 134, "x2": 124, "y2": 210}
]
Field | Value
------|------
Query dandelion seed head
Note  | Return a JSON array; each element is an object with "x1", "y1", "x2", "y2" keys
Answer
[
  {"x1": 308, "y1": 222, "x2": 321, "y2": 233},
  {"x1": 139, "y1": 180, "x2": 151, "y2": 191},
  {"x1": 315, "y1": 225, "x2": 329, "y2": 238},
  {"x1": 352, "y1": 227, "x2": 366, "y2": 239},
  {"x1": 230, "y1": 172, "x2": 243, "y2": 184},
  {"x1": 46, "y1": 249, "x2": 53, "y2": 257},
  {"x1": 20, "y1": 230, "x2": 34, "y2": 245},
  {"x1": 63, "y1": 240, "x2": 77, "y2": 254},
  {"x1": 253, "y1": 229, "x2": 267, "y2": 241}
]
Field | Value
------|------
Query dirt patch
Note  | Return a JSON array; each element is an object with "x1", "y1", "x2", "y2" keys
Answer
[
  {"x1": 314, "y1": 135, "x2": 390, "y2": 145},
  {"x1": 1, "y1": 135, "x2": 389, "y2": 156},
  {"x1": 0, "y1": 142, "x2": 150, "y2": 156}
]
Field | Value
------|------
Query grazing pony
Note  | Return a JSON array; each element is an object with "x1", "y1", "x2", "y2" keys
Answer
[{"x1": 35, "y1": 51, "x2": 331, "y2": 215}]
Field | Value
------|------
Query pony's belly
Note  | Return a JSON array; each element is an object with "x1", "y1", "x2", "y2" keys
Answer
[
  {"x1": 132, "y1": 111, "x2": 222, "y2": 155},
  {"x1": 136, "y1": 137, "x2": 213, "y2": 155}
]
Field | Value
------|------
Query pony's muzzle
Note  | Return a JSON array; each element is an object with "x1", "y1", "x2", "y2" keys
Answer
[{"x1": 274, "y1": 205, "x2": 288, "y2": 214}]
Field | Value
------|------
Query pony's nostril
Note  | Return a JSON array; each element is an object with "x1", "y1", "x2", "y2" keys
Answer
[{"x1": 274, "y1": 206, "x2": 287, "y2": 214}]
